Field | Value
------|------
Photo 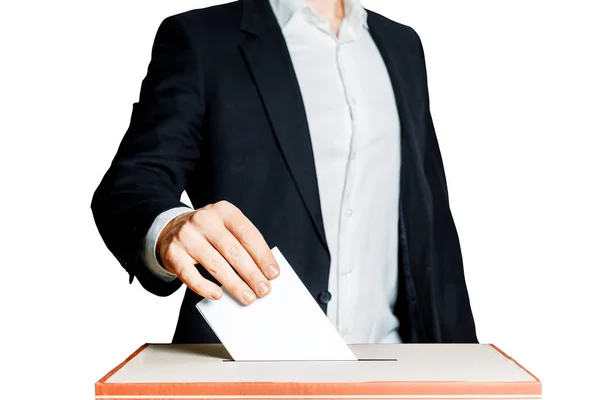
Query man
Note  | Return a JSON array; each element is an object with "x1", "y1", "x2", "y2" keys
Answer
[{"x1": 92, "y1": 0, "x2": 478, "y2": 344}]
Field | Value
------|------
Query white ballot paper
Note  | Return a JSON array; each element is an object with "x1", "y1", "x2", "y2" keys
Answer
[{"x1": 196, "y1": 247, "x2": 357, "y2": 361}]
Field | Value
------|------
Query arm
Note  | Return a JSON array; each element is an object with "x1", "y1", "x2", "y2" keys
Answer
[
  {"x1": 92, "y1": 16, "x2": 281, "y2": 304},
  {"x1": 91, "y1": 16, "x2": 204, "y2": 296}
]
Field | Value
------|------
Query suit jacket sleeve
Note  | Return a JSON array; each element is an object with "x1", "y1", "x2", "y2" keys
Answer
[
  {"x1": 413, "y1": 30, "x2": 478, "y2": 342},
  {"x1": 91, "y1": 15, "x2": 205, "y2": 297}
]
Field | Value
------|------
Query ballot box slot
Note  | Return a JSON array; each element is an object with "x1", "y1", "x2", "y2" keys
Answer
[{"x1": 222, "y1": 358, "x2": 397, "y2": 362}]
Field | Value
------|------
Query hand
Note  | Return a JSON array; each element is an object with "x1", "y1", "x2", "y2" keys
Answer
[{"x1": 156, "y1": 201, "x2": 280, "y2": 304}]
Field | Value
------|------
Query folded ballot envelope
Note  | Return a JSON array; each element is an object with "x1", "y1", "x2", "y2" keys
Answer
[{"x1": 96, "y1": 343, "x2": 541, "y2": 399}]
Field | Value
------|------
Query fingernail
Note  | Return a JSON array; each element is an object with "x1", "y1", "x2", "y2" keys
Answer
[
  {"x1": 211, "y1": 290, "x2": 223, "y2": 300},
  {"x1": 242, "y1": 290, "x2": 256, "y2": 304},
  {"x1": 256, "y1": 281, "x2": 270, "y2": 296},
  {"x1": 267, "y1": 264, "x2": 280, "y2": 279}
]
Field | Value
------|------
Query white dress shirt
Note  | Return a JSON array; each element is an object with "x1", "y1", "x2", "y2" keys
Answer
[{"x1": 142, "y1": 0, "x2": 402, "y2": 344}]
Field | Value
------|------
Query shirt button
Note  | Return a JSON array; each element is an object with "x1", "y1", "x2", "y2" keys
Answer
[
  {"x1": 350, "y1": 152, "x2": 357, "y2": 160},
  {"x1": 342, "y1": 271, "x2": 352, "y2": 278},
  {"x1": 318, "y1": 290, "x2": 332, "y2": 304},
  {"x1": 346, "y1": 209, "x2": 353, "y2": 216}
]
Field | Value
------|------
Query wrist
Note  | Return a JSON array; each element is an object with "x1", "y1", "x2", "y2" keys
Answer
[{"x1": 156, "y1": 210, "x2": 195, "y2": 266}]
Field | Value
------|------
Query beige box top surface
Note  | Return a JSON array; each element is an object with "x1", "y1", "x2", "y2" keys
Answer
[
  {"x1": 105, "y1": 344, "x2": 536, "y2": 384},
  {"x1": 97, "y1": 344, "x2": 541, "y2": 399}
]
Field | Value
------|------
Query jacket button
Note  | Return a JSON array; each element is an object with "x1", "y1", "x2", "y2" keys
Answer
[{"x1": 318, "y1": 290, "x2": 332, "y2": 304}]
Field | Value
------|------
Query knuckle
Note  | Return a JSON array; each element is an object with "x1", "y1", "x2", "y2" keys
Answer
[
  {"x1": 227, "y1": 244, "x2": 242, "y2": 259},
  {"x1": 216, "y1": 200, "x2": 231, "y2": 209},
  {"x1": 192, "y1": 283, "x2": 207, "y2": 296},
  {"x1": 232, "y1": 282, "x2": 250, "y2": 297},
  {"x1": 215, "y1": 200, "x2": 239, "y2": 215},
  {"x1": 248, "y1": 270, "x2": 266, "y2": 284},
  {"x1": 208, "y1": 201, "x2": 226, "y2": 214},
  {"x1": 176, "y1": 222, "x2": 194, "y2": 239},
  {"x1": 193, "y1": 210, "x2": 218, "y2": 232},
  {"x1": 256, "y1": 254, "x2": 274, "y2": 270},
  {"x1": 204, "y1": 259, "x2": 221, "y2": 276},
  {"x1": 239, "y1": 226, "x2": 259, "y2": 245},
  {"x1": 191, "y1": 209, "x2": 209, "y2": 224}
]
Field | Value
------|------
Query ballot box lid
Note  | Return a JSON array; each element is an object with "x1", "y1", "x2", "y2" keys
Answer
[{"x1": 96, "y1": 343, "x2": 541, "y2": 399}]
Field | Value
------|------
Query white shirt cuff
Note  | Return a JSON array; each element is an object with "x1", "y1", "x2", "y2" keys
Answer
[{"x1": 141, "y1": 206, "x2": 194, "y2": 282}]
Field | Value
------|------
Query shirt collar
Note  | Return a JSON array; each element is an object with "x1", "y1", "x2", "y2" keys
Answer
[{"x1": 268, "y1": 0, "x2": 368, "y2": 30}]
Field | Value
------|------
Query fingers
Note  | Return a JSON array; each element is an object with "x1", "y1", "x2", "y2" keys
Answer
[
  {"x1": 186, "y1": 235, "x2": 259, "y2": 305},
  {"x1": 159, "y1": 200, "x2": 278, "y2": 306},
  {"x1": 163, "y1": 246, "x2": 223, "y2": 300},
  {"x1": 196, "y1": 207, "x2": 272, "y2": 300},
  {"x1": 214, "y1": 201, "x2": 280, "y2": 280}
]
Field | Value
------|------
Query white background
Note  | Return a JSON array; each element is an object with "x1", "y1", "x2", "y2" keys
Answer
[{"x1": 1, "y1": 0, "x2": 598, "y2": 399}]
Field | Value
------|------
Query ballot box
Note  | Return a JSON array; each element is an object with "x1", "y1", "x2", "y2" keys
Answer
[{"x1": 96, "y1": 343, "x2": 541, "y2": 400}]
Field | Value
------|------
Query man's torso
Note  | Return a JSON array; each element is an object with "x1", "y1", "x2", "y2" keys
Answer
[{"x1": 111, "y1": 0, "x2": 477, "y2": 344}]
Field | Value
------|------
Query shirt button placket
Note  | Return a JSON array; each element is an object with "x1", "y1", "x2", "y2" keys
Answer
[{"x1": 336, "y1": 37, "x2": 360, "y2": 337}]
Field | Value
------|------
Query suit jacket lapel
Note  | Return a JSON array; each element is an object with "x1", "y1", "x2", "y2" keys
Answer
[{"x1": 238, "y1": 0, "x2": 329, "y2": 252}]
